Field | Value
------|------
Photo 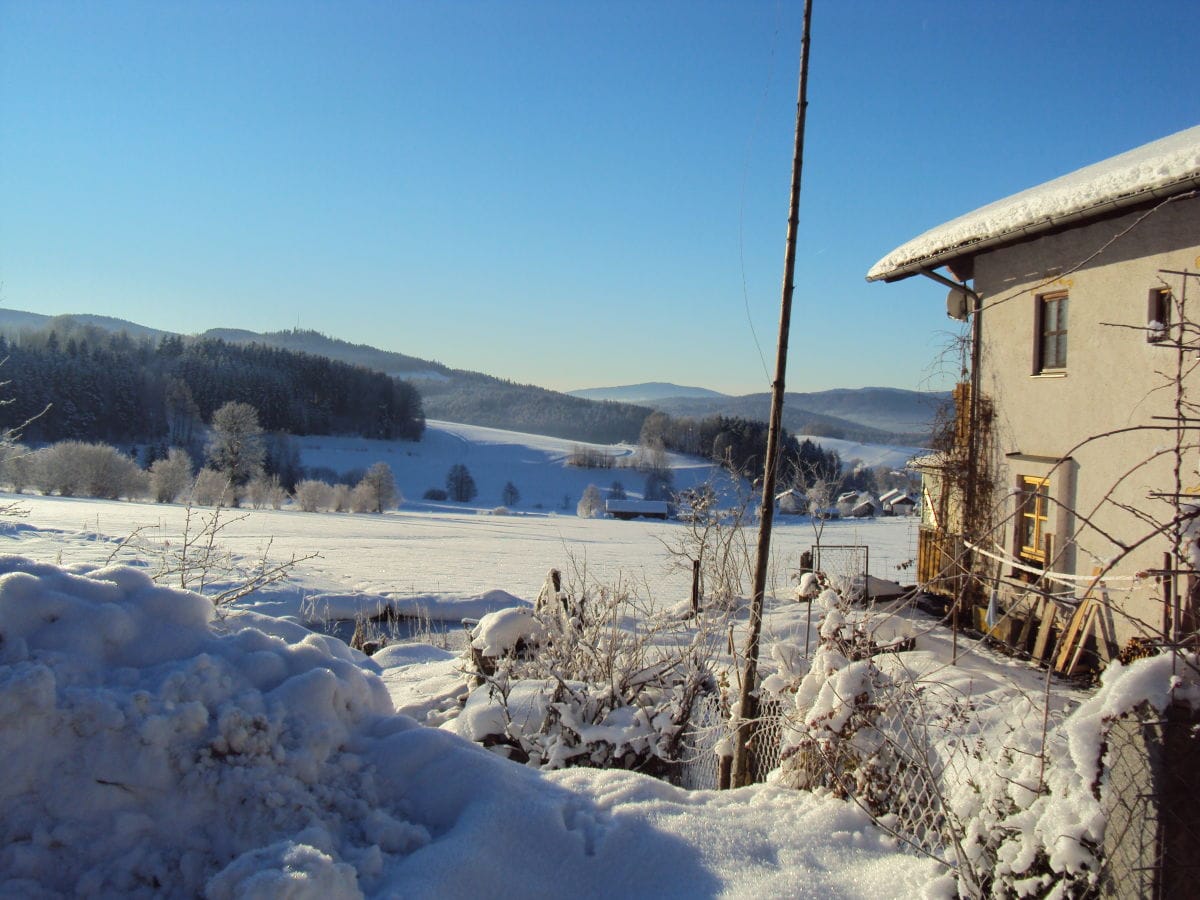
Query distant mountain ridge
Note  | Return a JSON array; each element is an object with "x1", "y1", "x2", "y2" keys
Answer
[
  {"x1": 568, "y1": 382, "x2": 729, "y2": 403},
  {"x1": 0, "y1": 309, "x2": 939, "y2": 443},
  {"x1": 571, "y1": 382, "x2": 945, "y2": 440}
]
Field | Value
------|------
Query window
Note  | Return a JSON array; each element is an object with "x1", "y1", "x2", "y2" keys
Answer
[
  {"x1": 1035, "y1": 291, "x2": 1068, "y2": 372},
  {"x1": 1018, "y1": 476, "x2": 1050, "y2": 564},
  {"x1": 1147, "y1": 287, "x2": 1171, "y2": 343}
]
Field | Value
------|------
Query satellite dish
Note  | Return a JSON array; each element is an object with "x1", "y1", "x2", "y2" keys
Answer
[{"x1": 946, "y1": 287, "x2": 970, "y2": 321}]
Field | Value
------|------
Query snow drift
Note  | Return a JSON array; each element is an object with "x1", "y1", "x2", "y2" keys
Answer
[{"x1": 0, "y1": 554, "x2": 940, "y2": 898}]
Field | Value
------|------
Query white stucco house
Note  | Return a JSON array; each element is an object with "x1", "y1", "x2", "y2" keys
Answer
[{"x1": 868, "y1": 124, "x2": 1200, "y2": 670}]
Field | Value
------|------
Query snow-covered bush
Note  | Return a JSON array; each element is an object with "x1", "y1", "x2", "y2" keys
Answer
[
  {"x1": 773, "y1": 588, "x2": 894, "y2": 804},
  {"x1": 244, "y1": 473, "x2": 288, "y2": 510},
  {"x1": 766, "y1": 582, "x2": 1200, "y2": 897},
  {"x1": 149, "y1": 447, "x2": 194, "y2": 503},
  {"x1": 34, "y1": 441, "x2": 148, "y2": 500},
  {"x1": 0, "y1": 441, "x2": 33, "y2": 493},
  {"x1": 331, "y1": 483, "x2": 352, "y2": 513},
  {"x1": 294, "y1": 478, "x2": 334, "y2": 513},
  {"x1": 457, "y1": 570, "x2": 719, "y2": 774},
  {"x1": 191, "y1": 467, "x2": 235, "y2": 507}
]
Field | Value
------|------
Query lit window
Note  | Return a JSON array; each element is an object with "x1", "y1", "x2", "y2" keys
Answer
[
  {"x1": 1018, "y1": 476, "x2": 1050, "y2": 564},
  {"x1": 1035, "y1": 292, "x2": 1068, "y2": 372},
  {"x1": 1147, "y1": 287, "x2": 1171, "y2": 343}
]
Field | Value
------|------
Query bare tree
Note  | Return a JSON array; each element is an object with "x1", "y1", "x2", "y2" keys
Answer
[
  {"x1": 445, "y1": 463, "x2": 477, "y2": 503},
  {"x1": 501, "y1": 480, "x2": 520, "y2": 507}
]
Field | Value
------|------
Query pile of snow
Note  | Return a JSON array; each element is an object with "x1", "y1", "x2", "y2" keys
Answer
[
  {"x1": 469, "y1": 605, "x2": 545, "y2": 656},
  {"x1": 0, "y1": 554, "x2": 942, "y2": 897}
]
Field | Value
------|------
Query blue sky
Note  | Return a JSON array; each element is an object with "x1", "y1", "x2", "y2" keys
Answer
[{"x1": 1, "y1": 1, "x2": 1194, "y2": 397}]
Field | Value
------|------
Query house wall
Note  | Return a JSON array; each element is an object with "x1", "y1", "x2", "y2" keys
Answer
[{"x1": 971, "y1": 195, "x2": 1200, "y2": 645}]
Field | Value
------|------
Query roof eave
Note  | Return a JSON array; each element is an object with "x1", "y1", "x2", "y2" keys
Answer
[{"x1": 867, "y1": 173, "x2": 1200, "y2": 285}]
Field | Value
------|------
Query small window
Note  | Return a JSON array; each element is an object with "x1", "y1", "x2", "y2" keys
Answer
[
  {"x1": 1018, "y1": 476, "x2": 1050, "y2": 565},
  {"x1": 1147, "y1": 287, "x2": 1171, "y2": 343},
  {"x1": 1034, "y1": 292, "x2": 1068, "y2": 372}
]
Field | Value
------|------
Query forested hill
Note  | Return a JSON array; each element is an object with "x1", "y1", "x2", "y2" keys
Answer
[
  {"x1": 202, "y1": 327, "x2": 450, "y2": 379},
  {"x1": 0, "y1": 313, "x2": 656, "y2": 445},
  {"x1": 0, "y1": 330, "x2": 425, "y2": 445},
  {"x1": 207, "y1": 328, "x2": 653, "y2": 443},
  {"x1": 415, "y1": 371, "x2": 652, "y2": 444}
]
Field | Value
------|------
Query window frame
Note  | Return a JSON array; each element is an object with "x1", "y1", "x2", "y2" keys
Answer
[
  {"x1": 1033, "y1": 291, "x2": 1069, "y2": 374},
  {"x1": 1017, "y1": 475, "x2": 1050, "y2": 565},
  {"x1": 1147, "y1": 287, "x2": 1171, "y2": 343}
]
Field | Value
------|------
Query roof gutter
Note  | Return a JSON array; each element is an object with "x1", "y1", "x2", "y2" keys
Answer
[{"x1": 868, "y1": 175, "x2": 1200, "y2": 284}]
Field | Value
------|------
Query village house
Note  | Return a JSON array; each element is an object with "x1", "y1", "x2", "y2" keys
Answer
[
  {"x1": 775, "y1": 487, "x2": 809, "y2": 515},
  {"x1": 883, "y1": 493, "x2": 917, "y2": 517},
  {"x1": 867, "y1": 124, "x2": 1200, "y2": 671}
]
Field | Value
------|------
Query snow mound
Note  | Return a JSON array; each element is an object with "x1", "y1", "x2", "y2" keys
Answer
[
  {"x1": 0, "y1": 555, "x2": 418, "y2": 897},
  {"x1": 0, "y1": 554, "x2": 942, "y2": 897},
  {"x1": 470, "y1": 605, "x2": 545, "y2": 656}
]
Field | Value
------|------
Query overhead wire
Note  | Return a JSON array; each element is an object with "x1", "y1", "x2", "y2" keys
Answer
[{"x1": 738, "y1": 0, "x2": 788, "y2": 387}]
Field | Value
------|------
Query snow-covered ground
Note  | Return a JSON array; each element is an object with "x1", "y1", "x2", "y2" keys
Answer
[
  {"x1": 301, "y1": 419, "x2": 737, "y2": 513},
  {"x1": 0, "y1": 424, "x2": 961, "y2": 897}
]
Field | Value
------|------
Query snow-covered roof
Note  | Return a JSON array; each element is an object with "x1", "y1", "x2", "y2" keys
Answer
[
  {"x1": 605, "y1": 499, "x2": 670, "y2": 513},
  {"x1": 867, "y1": 124, "x2": 1200, "y2": 283}
]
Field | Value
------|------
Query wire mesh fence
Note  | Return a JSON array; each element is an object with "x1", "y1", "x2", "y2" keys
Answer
[
  {"x1": 1098, "y1": 704, "x2": 1200, "y2": 898},
  {"x1": 813, "y1": 544, "x2": 869, "y2": 599},
  {"x1": 672, "y1": 691, "x2": 726, "y2": 791}
]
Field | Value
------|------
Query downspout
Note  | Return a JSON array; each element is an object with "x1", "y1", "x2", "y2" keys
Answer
[{"x1": 918, "y1": 267, "x2": 982, "y2": 663}]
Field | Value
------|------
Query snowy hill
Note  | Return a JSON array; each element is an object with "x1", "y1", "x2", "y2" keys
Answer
[{"x1": 299, "y1": 419, "x2": 737, "y2": 513}]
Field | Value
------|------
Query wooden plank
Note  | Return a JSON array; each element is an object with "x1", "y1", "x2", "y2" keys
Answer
[
  {"x1": 1054, "y1": 598, "x2": 1092, "y2": 673},
  {"x1": 1032, "y1": 602, "x2": 1058, "y2": 664},
  {"x1": 1016, "y1": 594, "x2": 1043, "y2": 651},
  {"x1": 1092, "y1": 591, "x2": 1115, "y2": 664},
  {"x1": 1063, "y1": 603, "x2": 1099, "y2": 676}
]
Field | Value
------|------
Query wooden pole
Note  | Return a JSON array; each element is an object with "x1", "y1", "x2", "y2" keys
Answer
[{"x1": 729, "y1": 0, "x2": 813, "y2": 789}]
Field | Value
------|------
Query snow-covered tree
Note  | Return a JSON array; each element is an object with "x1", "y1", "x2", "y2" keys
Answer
[
  {"x1": 577, "y1": 484, "x2": 604, "y2": 518},
  {"x1": 351, "y1": 462, "x2": 399, "y2": 513},
  {"x1": 205, "y1": 401, "x2": 265, "y2": 502}
]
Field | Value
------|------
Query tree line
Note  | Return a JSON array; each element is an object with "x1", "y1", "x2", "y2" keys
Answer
[
  {"x1": 0, "y1": 328, "x2": 425, "y2": 445},
  {"x1": 638, "y1": 411, "x2": 843, "y2": 487}
]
